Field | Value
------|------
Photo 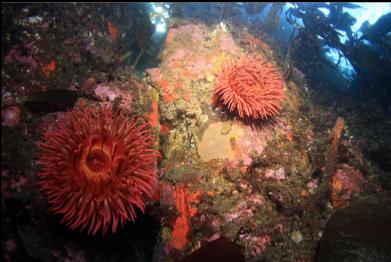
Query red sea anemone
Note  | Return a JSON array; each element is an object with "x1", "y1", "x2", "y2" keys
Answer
[
  {"x1": 37, "y1": 104, "x2": 159, "y2": 235},
  {"x1": 214, "y1": 54, "x2": 286, "y2": 120}
]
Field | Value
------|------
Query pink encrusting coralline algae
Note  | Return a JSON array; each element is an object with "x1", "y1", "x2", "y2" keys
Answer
[
  {"x1": 94, "y1": 84, "x2": 133, "y2": 109},
  {"x1": 263, "y1": 167, "x2": 286, "y2": 181},
  {"x1": 331, "y1": 163, "x2": 365, "y2": 208},
  {"x1": 4, "y1": 41, "x2": 39, "y2": 70},
  {"x1": 2, "y1": 106, "x2": 21, "y2": 127},
  {"x1": 224, "y1": 194, "x2": 264, "y2": 223}
]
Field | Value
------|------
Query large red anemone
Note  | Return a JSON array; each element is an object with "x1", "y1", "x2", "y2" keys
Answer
[
  {"x1": 37, "y1": 104, "x2": 159, "y2": 235},
  {"x1": 214, "y1": 54, "x2": 286, "y2": 120}
]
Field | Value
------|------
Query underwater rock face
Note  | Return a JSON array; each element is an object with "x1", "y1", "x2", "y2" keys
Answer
[
  {"x1": 317, "y1": 193, "x2": 391, "y2": 262},
  {"x1": 197, "y1": 121, "x2": 268, "y2": 165},
  {"x1": 37, "y1": 104, "x2": 159, "y2": 235},
  {"x1": 197, "y1": 122, "x2": 238, "y2": 162}
]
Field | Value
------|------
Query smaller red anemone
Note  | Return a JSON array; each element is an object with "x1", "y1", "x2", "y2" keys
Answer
[{"x1": 214, "y1": 54, "x2": 286, "y2": 120}]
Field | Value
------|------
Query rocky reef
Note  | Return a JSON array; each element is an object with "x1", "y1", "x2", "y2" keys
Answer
[{"x1": 1, "y1": 3, "x2": 389, "y2": 262}]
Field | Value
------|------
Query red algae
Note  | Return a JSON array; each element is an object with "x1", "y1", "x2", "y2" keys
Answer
[
  {"x1": 171, "y1": 185, "x2": 191, "y2": 249},
  {"x1": 148, "y1": 100, "x2": 159, "y2": 128},
  {"x1": 107, "y1": 21, "x2": 119, "y2": 42},
  {"x1": 170, "y1": 185, "x2": 201, "y2": 250},
  {"x1": 42, "y1": 60, "x2": 56, "y2": 76}
]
